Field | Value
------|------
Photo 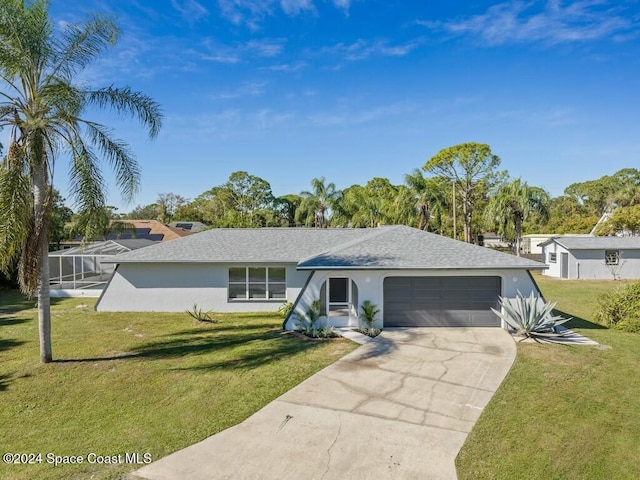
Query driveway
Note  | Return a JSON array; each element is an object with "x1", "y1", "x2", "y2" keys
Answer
[{"x1": 134, "y1": 328, "x2": 516, "y2": 480}]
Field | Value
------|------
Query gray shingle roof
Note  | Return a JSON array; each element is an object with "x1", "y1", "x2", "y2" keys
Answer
[
  {"x1": 298, "y1": 225, "x2": 546, "y2": 270},
  {"x1": 106, "y1": 226, "x2": 546, "y2": 270},
  {"x1": 105, "y1": 228, "x2": 370, "y2": 263},
  {"x1": 540, "y1": 236, "x2": 640, "y2": 250}
]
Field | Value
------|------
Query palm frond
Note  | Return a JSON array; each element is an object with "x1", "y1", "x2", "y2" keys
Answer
[
  {"x1": 87, "y1": 86, "x2": 163, "y2": 138},
  {"x1": 0, "y1": 146, "x2": 31, "y2": 275},
  {"x1": 68, "y1": 142, "x2": 108, "y2": 241},
  {"x1": 83, "y1": 121, "x2": 140, "y2": 203},
  {"x1": 49, "y1": 15, "x2": 118, "y2": 81}
]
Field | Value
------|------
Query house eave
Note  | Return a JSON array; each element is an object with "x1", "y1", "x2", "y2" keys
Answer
[{"x1": 296, "y1": 264, "x2": 548, "y2": 271}]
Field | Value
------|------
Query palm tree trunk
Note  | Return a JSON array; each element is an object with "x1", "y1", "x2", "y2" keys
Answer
[
  {"x1": 33, "y1": 163, "x2": 52, "y2": 363},
  {"x1": 515, "y1": 217, "x2": 522, "y2": 257}
]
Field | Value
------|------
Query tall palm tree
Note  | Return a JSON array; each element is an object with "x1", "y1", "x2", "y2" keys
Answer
[
  {"x1": 484, "y1": 179, "x2": 550, "y2": 256},
  {"x1": 402, "y1": 170, "x2": 448, "y2": 231},
  {"x1": 0, "y1": 0, "x2": 162, "y2": 363},
  {"x1": 299, "y1": 177, "x2": 340, "y2": 228}
]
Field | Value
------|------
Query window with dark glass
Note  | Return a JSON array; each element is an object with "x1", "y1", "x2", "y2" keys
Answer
[{"x1": 228, "y1": 267, "x2": 286, "y2": 300}]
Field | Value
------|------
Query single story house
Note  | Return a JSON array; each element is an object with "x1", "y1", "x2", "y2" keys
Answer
[
  {"x1": 521, "y1": 233, "x2": 593, "y2": 256},
  {"x1": 539, "y1": 236, "x2": 640, "y2": 280},
  {"x1": 96, "y1": 226, "x2": 547, "y2": 329}
]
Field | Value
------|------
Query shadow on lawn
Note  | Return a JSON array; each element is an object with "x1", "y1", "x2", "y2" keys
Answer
[
  {"x1": 0, "y1": 338, "x2": 26, "y2": 353},
  {"x1": 0, "y1": 317, "x2": 29, "y2": 327},
  {"x1": 55, "y1": 328, "x2": 325, "y2": 368},
  {"x1": 555, "y1": 309, "x2": 608, "y2": 330},
  {"x1": 0, "y1": 374, "x2": 12, "y2": 391},
  {"x1": 0, "y1": 290, "x2": 67, "y2": 313}
]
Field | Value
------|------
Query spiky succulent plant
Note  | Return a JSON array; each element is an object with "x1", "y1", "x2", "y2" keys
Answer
[{"x1": 491, "y1": 291, "x2": 572, "y2": 339}]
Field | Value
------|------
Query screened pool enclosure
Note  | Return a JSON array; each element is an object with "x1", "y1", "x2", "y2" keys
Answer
[{"x1": 49, "y1": 239, "x2": 155, "y2": 295}]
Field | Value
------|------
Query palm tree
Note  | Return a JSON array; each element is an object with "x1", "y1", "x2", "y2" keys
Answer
[
  {"x1": 402, "y1": 170, "x2": 448, "y2": 231},
  {"x1": 0, "y1": 0, "x2": 162, "y2": 363},
  {"x1": 299, "y1": 177, "x2": 340, "y2": 228},
  {"x1": 484, "y1": 179, "x2": 550, "y2": 256}
]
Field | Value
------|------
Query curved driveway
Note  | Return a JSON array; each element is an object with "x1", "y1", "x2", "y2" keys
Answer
[{"x1": 135, "y1": 327, "x2": 516, "y2": 480}]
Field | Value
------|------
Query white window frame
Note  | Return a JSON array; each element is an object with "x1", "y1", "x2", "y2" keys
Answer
[
  {"x1": 605, "y1": 250, "x2": 619, "y2": 266},
  {"x1": 548, "y1": 252, "x2": 557, "y2": 263},
  {"x1": 228, "y1": 266, "x2": 286, "y2": 301}
]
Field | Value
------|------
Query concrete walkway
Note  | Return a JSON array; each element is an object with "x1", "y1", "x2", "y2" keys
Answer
[{"x1": 134, "y1": 328, "x2": 516, "y2": 480}]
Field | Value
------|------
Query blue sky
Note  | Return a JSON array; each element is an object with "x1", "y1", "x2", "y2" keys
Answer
[{"x1": 45, "y1": 0, "x2": 640, "y2": 212}]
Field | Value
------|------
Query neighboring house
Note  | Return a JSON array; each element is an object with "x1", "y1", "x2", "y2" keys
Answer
[
  {"x1": 521, "y1": 233, "x2": 593, "y2": 256},
  {"x1": 168, "y1": 221, "x2": 209, "y2": 233},
  {"x1": 108, "y1": 220, "x2": 194, "y2": 241},
  {"x1": 97, "y1": 226, "x2": 546, "y2": 329},
  {"x1": 61, "y1": 220, "x2": 193, "y2": 248},
  {"x1": 480, "y1": 232, "x2": 511, "y2": 249},
  {"x1": 49, "y1": 239, "x2": 156, "y2": 297},
  {"x1": 540, "y1": 236, "x2": 640, "y2": 280}
]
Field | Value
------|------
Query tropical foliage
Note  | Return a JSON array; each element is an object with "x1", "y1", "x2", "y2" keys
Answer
[
  {"x1": 424, "y1": 142, "x2": 503, "y2": 243},
  {"x1": 358, "y1": 300, "x2": 381, "y2": 337},
  {"x1": 484, "y1": 179, "x2": 550, "y2": 255},
  {"x1": 491, "y1": 291, "x2": 572, "y2": 339},
  {"x1": 0, "y1": 0, "x2": 162, "y2": 362},
  {"x1": 594, "y1": 281, "x2": 640, "y2": 333}
]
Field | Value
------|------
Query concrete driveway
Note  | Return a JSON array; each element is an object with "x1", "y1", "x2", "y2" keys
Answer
[{"x1": 134, "y1": 328, "x2": 516, "y2": 480}]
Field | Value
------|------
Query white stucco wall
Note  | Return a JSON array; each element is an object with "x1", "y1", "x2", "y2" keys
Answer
[
  {"x1": 542, "y1": 246, "x2": 640, "y2": 279},
  {"x1": 541, "y1": 244, "x2": 562, "y2": 277},
  {"x1": 522, "y1": 235, "x2": 555, "y2": 255},
  {"x1": 285, "y1": 269, "x2": 540, "y2": 330},
  {"x1": 96, "y1": 263, "x2": 308, "y2": 312}
]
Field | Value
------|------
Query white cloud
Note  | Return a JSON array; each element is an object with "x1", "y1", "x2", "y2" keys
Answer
[
  {"x1": 211, "y1": 81, "x2": 269, "y2": 100},
  {"x1": 420, "y1": 0, "x2": 636, "y2": 46},
  {"x1": 321, "y1": 38, "x2": 423, "y2": 61},
  {"x1": 216, "y1": 0, "x2": 356, "y2": 28},
  {"x1": 198, "y1": 38, "x2": 286, "y2": 63},
  {"x1": 308, "y1": 101, "x2": 420, "y2": 127},
  {"x1": 332, "y1": 0, "x2": 352, "y2": 15},
  {"x1": 171, "y1": 0, "x2": 209, "y2": 20},
  {"x1": 267, "y1": 61, "x2": 308, "y2": 72}
]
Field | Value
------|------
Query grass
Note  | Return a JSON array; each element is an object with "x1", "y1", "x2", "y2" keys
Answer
[
  {"x1": 0, "y1": 291, "x2": 357, "y2": 480},
  {"x1": 456, "y1": 273, "x2": 640, "y2": 479}
]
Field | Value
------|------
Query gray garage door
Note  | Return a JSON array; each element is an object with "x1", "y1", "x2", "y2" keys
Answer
[{"x1": 383, "y1": 276, "x2": 502, "y2": 327}]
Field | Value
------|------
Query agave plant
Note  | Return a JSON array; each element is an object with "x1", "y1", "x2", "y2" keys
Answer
[{"x1": 491, "y1": 291, "x2": 572, "y2": 339}]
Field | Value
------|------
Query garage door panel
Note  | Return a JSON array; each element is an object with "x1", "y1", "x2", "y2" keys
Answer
[{"x1": 384, "y1": 276, "x2": 501, "y2": 327}]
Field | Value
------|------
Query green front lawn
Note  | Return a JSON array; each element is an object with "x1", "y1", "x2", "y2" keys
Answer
[
  {"x1": 457, "y1": 274, "x2": 640, "y2": 479},
  {"x1": 0, "y1": 292, "x2": 357, "y2": 480}
]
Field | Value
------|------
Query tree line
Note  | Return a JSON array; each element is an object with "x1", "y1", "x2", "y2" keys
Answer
[{"x1": 107, "y1": 145, "x2": 640, "y2": 252}]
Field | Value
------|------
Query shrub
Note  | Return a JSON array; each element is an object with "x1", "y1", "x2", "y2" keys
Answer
[
  {"x1": 359, "y1": 300, "x2": 380, "y2": 329},
  {"x1": 491, "y1": 291, "x2": 571, "y2": 339},
  {"x1": 594, "y1": 281, "x2": 640, "y2": 333},
  {"x1": 185, "y1": 304, "x2": 216, "y2": 323},
  {"x1": 295, "y1": 299, "x2": 334, "y2": 338},
  {"x1": 357, "y1": 327, "x2": 381, "y2": 338},
  {"x1": 278, "y1": 301, "x2": 294, "y2": 318}
]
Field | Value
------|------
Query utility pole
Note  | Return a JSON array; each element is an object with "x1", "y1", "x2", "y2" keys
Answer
[{"x1": 452, "y1": 181, "x2": 457, "y2": 240}]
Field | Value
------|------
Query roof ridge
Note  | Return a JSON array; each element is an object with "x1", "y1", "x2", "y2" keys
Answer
[{"x1": 297, "y1": 226, "x2": 402, "y2": 265}]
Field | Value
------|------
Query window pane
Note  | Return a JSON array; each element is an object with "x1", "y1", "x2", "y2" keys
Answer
[
  {"x1": 249, "y1": 283, "x2": 266, "y2": 299},
  {"x1": 249, "y1": 267, "x2": 266, "y2": 283},
  {"x1": 605, "y1": 250, "x2": 619, "y2": 265},
  {"x1": 229, "y1": 268, "x2": 246, "y2": 283},
  {"x1": 229, "y1": 284, "x2": 246, "y2": 299},
  {"x1": 269, "y1": 284, "x2": 286, "y2": 299},
  {"x1": 269, "y1": 268, "x2": 286, "y2": 283}
]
